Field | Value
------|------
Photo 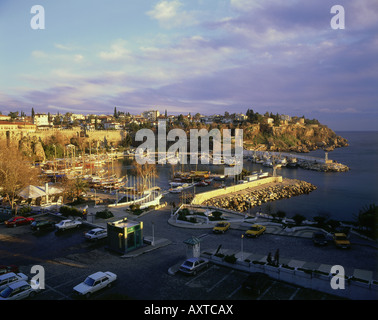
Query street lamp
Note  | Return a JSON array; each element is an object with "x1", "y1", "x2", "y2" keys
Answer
[
  {"x1": 241, "y1": 234, "x2": 244, "y2": 260},
  {"x1": 152, "y1": 222, "x2": 155, "y2": 246}
]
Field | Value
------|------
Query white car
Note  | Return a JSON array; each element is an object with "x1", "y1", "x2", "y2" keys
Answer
[
  {"x1": 55, "y1": 219, "x2": 82, "y2": 231},
  {"x1": 0, "y1": 280, "x2": 40, "y2": 300},
  {"x1": 0, "y1": 272, "x2": 28, "y2": 292},
  {"x1": 179, "y1": 258, "x2": 209, "y2": 275},
  {"x1": 85, "y1": 228, "x2": 107, "y2": 241},
  {"x1": 73, "y1": 271, "x2": 117, "y2": 298}
]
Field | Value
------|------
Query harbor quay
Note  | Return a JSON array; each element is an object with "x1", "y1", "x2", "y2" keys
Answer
[{"x1": 243, "y1": 150, "x2": 349, "y2": 172}]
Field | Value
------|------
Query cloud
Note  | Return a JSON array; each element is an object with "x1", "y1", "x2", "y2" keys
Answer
[
  {"x1": 31, "y1": 50, "x2": 85, "y2": 65},
  {"x1": 99, "y1": 39, "x2": 134, "y2": 61},
  {"x1": 146, "y1": 0, "x2": 197, "y2": 28},
  {"x1": 230, "y1": 0, "x2": 263, "y2": 11},
  {"x1": 54, "y1": 43, "x2": 74, "y2": 51}
]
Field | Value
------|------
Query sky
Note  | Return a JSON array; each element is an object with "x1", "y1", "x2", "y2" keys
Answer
[{"x1": 0, "y1": 0, "x2": 377, "y2": 130}]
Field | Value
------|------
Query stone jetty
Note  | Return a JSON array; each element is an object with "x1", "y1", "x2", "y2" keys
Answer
[
  {"x1": 297, "y1": 161, "x2": 349, "y2": 172},
  {"x1": 203, "y1": 179, "x2": 317, "y2": 212}
]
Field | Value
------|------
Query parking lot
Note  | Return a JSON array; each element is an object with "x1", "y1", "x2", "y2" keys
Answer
[
  {"x1": 0, "y1": 210, "x2": 356, "y2": 301},
  {"x1": 12, "y1": 249, "x2": 343, "y2": 301}
]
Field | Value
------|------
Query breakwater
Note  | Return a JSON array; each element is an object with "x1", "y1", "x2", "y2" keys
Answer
[
  {"x1": 244, "y1": 150, "x2": 349, "y2": 172},
  {"x1": 203, "y1": 179, "x2": 317, "y2": 212}
]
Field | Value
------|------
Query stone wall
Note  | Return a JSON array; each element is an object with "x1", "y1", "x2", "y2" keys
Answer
[{"x1": 0, "y1": 128, "x2": 127, "y2": 148}]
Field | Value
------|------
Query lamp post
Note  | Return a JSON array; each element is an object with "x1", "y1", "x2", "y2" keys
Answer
[
  {"x1": 241, "y1": 234, "x2": 244, "y2": 261},
  {"x1": 152, "y1": 222, "x2": 155, "y2": 246}
]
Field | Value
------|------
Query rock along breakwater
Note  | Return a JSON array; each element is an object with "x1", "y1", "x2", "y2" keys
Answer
[{"x1": 203, "y1": 179, "x2": 317, "y2": 212}]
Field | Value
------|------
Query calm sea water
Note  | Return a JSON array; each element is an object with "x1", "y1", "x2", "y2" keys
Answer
[
  {"x1": 246, "y1": 131, "x2": 378, "y2": 222},
  {"x1": 117, "y1": 131, "x2": 377, "y2": 222}
]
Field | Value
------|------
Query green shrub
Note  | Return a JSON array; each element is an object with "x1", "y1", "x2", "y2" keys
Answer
[
  {"x1": 129, "y1": 204, "x2": 141, "y2": 211},
  {"x1": 224, "y1": 254, "x2": 237, "y2": 264},
  {"x1": 59, "y1": 206, "x2": 82, "y2": 217},
  {"x1": 292, "y1": 214, "x2": 306, "y2": 226},
  {"x1": 179, "y1": 208, "x2": 190, "y2": 215},
  {"x1": 95, "y1": 209, "x2": 114, "y2": 219},
  {"x1": 13, "y1": 206, "x2": 32, "y2": 216}
]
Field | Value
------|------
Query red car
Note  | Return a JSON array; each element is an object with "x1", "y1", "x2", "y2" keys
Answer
[
  {"x1": 0, "y1": 265, "x2": 19, "y2": 275},
  {"x1": 4, "y1": 216, "x2": 35, "y2": 228}
]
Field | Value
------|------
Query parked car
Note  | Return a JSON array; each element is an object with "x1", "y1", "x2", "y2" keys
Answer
[
  {"x1": 5, "y1": 216, "x2": 35, "y2": 228},
  {"x1": 178, "y1": 257, "x2": 209, "y2": 276},
  {"x1": 0, "y1": 280, "x2": 40, "y2": 300},
  {"x1": 31, "y1": 220, "x2": 56, "y2": 232},
  {"x1": 85, "y1": 228, "x2": 107, "y2": 241},
  {"x1": 333, "y1": 233, "x2": 351, "y2": 249},
  {"x1": 55, "y1": 219, "x2": 82, "y2": 231},
  {"x1": 0, "y1": 272, "x2": 28, "y2": 292},
  {"x1": 312, "y1": 232, "x2": 328, "y2": 246},
  {"x1": 0, "y1": 265, "x2": 19, "y2": 276},
  {"x1": 73, "y1": 271, "x2": 117, "y2": 299},
  {"x1": 245, "y1": 224, "x2": 266, "y2": 238},
  {"x1": 241, "y1": 272, "x2": 271, "y2": 296},
  {"x1": 213, "y1": 222, "x2": 231, "y2": 234}
]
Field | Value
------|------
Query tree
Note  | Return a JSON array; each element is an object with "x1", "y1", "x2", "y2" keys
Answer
[
  {"x1": 0, "y1": 143, "x2": 41, "y2": 209},
  {"x1": 131, "y1": 161, "x2": 157, "y2": 192},
  {"x1": 8, "y1": 111, "x2": 19, "y2": 120},
  {"x1": 355, "y1": 204, "x2": 378, "y2": 239},
  {"x1": 292, "y1": 214, "x2": 306, "y2": 226},
  {"x1": 31, "y1": 108, "x2": 35, "y2": 118},
  {"x1": 65, "y1": 176, "x2": 89, "y2": 200}
]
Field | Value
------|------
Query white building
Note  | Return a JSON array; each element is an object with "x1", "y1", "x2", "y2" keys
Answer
[
  {"x1": 142, "y1": 110, "x2": 160, "y2": 121},
  {"x1": 280, "y1": 114, "x2": 291, "y2": 121},
  {"x1": 104, "y1": 122, "x2": 123, "y2": 130},
  {"x1": 33, "y1": 113, "x2": 50, "y2": 127},
  {"x1": 234, "y1": 113, "x2": 248, "y2": 121},
  {"x1": 71, "y1": 113, "x2": 86, "y2": 121}
]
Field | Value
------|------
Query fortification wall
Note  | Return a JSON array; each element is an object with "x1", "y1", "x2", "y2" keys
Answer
[{"x1": 0, "y1": 129, "x2": 126, "y2": 147}]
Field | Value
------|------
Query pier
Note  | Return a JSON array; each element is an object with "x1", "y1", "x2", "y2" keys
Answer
[
  {"x1": 244, "y1": 150, "x2": 332, "y2": 164},
  {"x1": 243, "y1": 150, "x2": 349, "y2": 172}
]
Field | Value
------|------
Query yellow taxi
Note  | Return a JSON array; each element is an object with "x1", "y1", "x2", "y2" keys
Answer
[
  {"x1": 333, "y1": 233, "x2": 351, "y2": 249},
  {"x1": 245, "y1": 224, "x2": 266, "y2": 238},
  {"x1": 212, "y1": 221, "x2": 231, "y2": 234}
]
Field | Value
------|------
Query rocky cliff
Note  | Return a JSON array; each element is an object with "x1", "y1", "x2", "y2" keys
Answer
[
  {"x1": 243, "y1": 123, "x2": 348, "y2": 153},
  {"x1": 19, "y1": 136, "x2": 46, "y2": 162}
]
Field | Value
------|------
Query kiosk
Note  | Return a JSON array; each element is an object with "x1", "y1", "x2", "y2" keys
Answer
[{"x1": 107, "y1": 218, "x2": 143, "y2": 254}]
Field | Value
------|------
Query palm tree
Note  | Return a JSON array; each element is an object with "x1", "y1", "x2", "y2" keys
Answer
[
  {"x1": 71, "y1": 177, "x2": 89, "y2": 200},
  {"x1": 355, "y1": 204, "x2": 378, "y2": 239}
]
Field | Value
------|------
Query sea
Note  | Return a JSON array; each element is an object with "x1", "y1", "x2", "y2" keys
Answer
[
  {"x1": 117, "y1": 131, "x2": 378, "y2": 223},
  {"x1": 249, "y1": 131, "x2": 378, "y2": 222}
]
